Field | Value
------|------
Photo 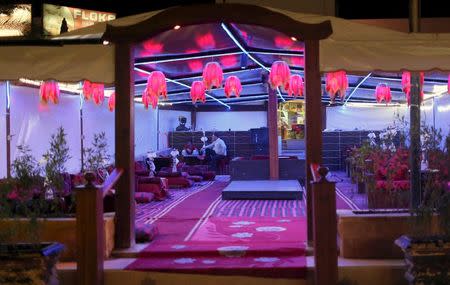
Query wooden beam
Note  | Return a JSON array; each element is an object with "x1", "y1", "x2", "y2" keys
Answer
[
  {"x1": 312, "y1": 167, "x2": 338, "y2": 285},
  {"x1": 76, "y1": 183, "x2": 104, "y2": 285},
  {"x1": 114, "y1": 42, "x2": 136, "y2": 249},
  {"x1": 5, "y1": 81, "x2": 11, "y2": 178},
  {"x1": 304, "y1": 40, "x2": 323, "y2": 243},
  {"x1": 267, "y1": 85, "x2": 279, "y2": 180},
  {"x1": 410, "y1": 72, "x2": 421, "y2": 208},
  {"x1": 191, "y1": 109, "x2": 197, "y2": 131}
]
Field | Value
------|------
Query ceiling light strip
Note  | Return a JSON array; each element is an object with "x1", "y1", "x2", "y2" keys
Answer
[
  {"x1": 344, "y1": 72, "x2": 372, "y2": 106},
  {"x1": 220, "y1": 22, "x2": 285, "y2": 102}
]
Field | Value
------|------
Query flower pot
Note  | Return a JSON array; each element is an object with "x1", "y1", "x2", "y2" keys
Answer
[
  {"x1": 0, "y1": 242, "x2": 64, "y2": 285},
  {"x1": 395, "y1": 235, "x2": 450, "y2": 285}
]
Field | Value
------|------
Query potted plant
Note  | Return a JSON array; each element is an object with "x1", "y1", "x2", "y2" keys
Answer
[
  {"x1": 0, "y1": 144, "x2": 64, "y2": 285},
  {"x1": 83, "y1": 131, "x2": 112, "y2": 182},
  {"x1": 395, "y1": 177, "x2": 450, "y2": 284}
]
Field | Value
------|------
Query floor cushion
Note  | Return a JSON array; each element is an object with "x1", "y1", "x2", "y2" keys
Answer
[
  {"x1": 137, "y1": 183, "x2": 167, "y2": 200},
  {"x1": 187, "y1": 175, "x2": 203, "y2": 182},
  {"x1": 135, "y1": 192, "x2": 155, "y2": 203},
  {"x1": 136, "y1": 224, "x2": 159, "y2": 243}
]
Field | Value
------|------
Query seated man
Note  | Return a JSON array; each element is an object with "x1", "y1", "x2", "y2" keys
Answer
[
  {"x1": 181, "y1": 140, "x2": 199, "y2": 156},
  {"x1": 202, "y1": 134, "x2": 227, "y2": 171}
]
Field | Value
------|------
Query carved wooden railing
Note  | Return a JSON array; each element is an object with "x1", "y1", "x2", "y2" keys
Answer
[
  {"x1": 76, "y1": 168, "x2": 123, "y2": 285},
  {"x1": 310, "y1": 164, "x2": 338, "y2": 285}
]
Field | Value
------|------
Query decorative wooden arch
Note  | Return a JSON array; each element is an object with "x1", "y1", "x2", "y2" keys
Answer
[{"x1": 109, "y1": 3, "x2": 332, "y2": 249}]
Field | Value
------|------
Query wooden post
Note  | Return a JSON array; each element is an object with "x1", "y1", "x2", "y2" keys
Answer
[
  {"x1": 115, "y1": 42, "x2": 136, "y2": 248},
  {"x1": 80, "y1": 108, "x2": 84, "y2": 172},
  {"x1": 305, "y1": 39, "x2": 323, "y2": 243},
  {"x1": 410, "y1": 73, "x2": 421, "y2": 208},
  {"x1": 191, "y1": 108, "x2": 197, "y2": 131},
  {"x1": 312, "y1": 166, "x2": 338, "y2": 285},
  {"x1": 267, "y1": 85, "x2": 279, "y2": 180},
  {"x1": 5, "y1": 81, "x2": 11, "y2": 178},
  {"x1": 76, "y1": 176, "x2": 104, "y2": 285}
]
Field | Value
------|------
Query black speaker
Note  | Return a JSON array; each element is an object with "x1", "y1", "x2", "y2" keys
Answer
[{"x1": 250, "y1": 127, "x2": 269, "y2": 154}]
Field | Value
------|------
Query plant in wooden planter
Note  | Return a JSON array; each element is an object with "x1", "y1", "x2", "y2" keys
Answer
[
  {"x1": 82, "y1": 131, "x2": 112, "y2": 182},
  {"x1": 0, "y1": 144, "x2": 64, "y2": 285},
  {"x1": 395, "y1": 181, "x2": 450, "y2": 285}
]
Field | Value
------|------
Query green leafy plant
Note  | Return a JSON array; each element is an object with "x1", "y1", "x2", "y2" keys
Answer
[
  {"x1": 43, "y1": 126, "x2": 71, "y2": 193},
  {"x1": 83, "y1": 132, "x2": 111, "y2": 172}
]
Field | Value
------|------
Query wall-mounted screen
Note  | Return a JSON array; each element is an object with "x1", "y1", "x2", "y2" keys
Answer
[
  {"x1": 43, "y1": 4, "x2": 116, "y2": 36},
  {"x1": 0, "y1": 4, "x2": 32, "y2": 37}
]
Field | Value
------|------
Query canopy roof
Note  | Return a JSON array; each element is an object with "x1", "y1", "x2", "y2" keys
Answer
[{"x1": 0, "y1": 3, "x2": 449, "y2": 105}]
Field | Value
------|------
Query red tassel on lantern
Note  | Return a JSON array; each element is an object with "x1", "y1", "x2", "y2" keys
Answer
[
  {"x1": 269, "y1": 61, "x2": 290, "y2": 91},
  {"x1": 402, "y1": 71, "x2": 424, "y2": 105},
  {"x1": 142, "y1": 92, "x2": 159, "y2": 109},
  {"x1": 375, "y1": 83, "x2": 392, "y2": 104},
  {"x1": 202, "y1": 62, "x2": 223, "y2": 90},
  {"x1": 224, "y1": 76, "x2": 242, "y2": 98},
  {"x1": 39, "y1": 81, "x2": 60, "y2": 105},
  {"x1": 190, "y1": 81, "x2": 206, "y2": 103},
  {"x1": 288, "y1": 74, "x2": 304, "y2": 97},
  {"x1": 325, "y1": 71, "x2": 348, "y2": 103},
  {"x1": 108, "y1": 92, "x2": 115, "y2": 112}
]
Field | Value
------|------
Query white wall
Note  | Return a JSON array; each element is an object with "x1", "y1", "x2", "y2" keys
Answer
[
  {"x1": 196, "y1": 111, "x2": 267, "y2": 131},
  {"x1": 434, "y1": 95, "x2": 450, "y2": 140},
  {"x1": 0, "y1": 83, "x2": 6, "y2": 178},
  {"x1": 326, "y1": 105, "x2": 409, "y2": 131},
  {"x1": 82, "y1": 99, "x2": 115, "y2": 165},
  {"x1": 158, "y1": 110, "x2": 191, "y2": 149},
  {"x1": 135, "y1": 103, "x2": 158, "y2": 160},
  {"x1": 10, "y1": 86, "x2": 81, "y2": 173}
]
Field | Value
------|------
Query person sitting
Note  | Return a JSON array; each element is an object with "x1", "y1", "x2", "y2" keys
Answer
[
  {"x1": 181, "y1": 140, "x2": 199, "y2": 156},
  {"x1": 202, "y1": 134, "x2": 227, "y2": 171},
  {"x1": 175, "y1": 116, "x2": 191, "y2": 131}
]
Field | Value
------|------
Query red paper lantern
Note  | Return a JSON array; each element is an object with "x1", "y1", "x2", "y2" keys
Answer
[
  {"x1": 39, "y1": 81, "x2": 60, "y2": 105},
  {"x1": 190, "y1": 81, "x2": 206, "y2": 103},
  {"x1": 375, "y1": 83, "x2": 392, "y2": 104},
  {"x1": 269, "y1": 61, "x2": 290, "y2": 91},
  {"x1": 91, "y1": 83, "x2": 104, "y2": 105},
  {"x1": 202, "y1": 62, "x2": 223, "y2": 90},
  {"x1": 145, "y1": 71, "x2": 167, "y2": 99},
  {"x1": 142, "y1": 92, "x2": 159, "y2": 109},
  {"x1": 108, "y1": 92, "x2": 115, "y2": 112},
  {"x1": 224, "y1": 76, "x2": 242, "y2": 98},
  {"x1": 288, "y1": 74, "x2": 304, "y2": 97},
  {"x1": 82, "y1": 80, "x2": 92, "y2": 100},
  {"x1": 325, "y1": 71, "x2": 348, "y2": 103},
  {"x1": 401, "y1": 71, "x2": 424, "y2": 105}
]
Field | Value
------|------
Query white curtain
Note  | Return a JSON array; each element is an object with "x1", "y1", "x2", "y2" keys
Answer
[
  {"x1": 434, "y1": 95, "x2": 450, "y2": 143},
  {"x1": 196, "y1": 111, "x2": 267, "y2": 131},
  {"x1": 0, "y1": 83, "x2": 6, "y2": 178},
  {"x1": 10, "y1": 86, "x2": 81, "y2": 173}
]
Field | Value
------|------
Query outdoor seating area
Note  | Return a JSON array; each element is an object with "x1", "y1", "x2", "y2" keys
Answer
[{"x1": 1, "y1": 2, "x2": 450, "y2": 285}]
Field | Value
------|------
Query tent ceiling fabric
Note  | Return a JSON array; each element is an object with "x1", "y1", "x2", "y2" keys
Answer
[{"x1": 0, "y1": 3, "x2": 450, "y2": 104}]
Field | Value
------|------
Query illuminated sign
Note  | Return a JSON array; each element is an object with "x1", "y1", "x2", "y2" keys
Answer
[
  {"x1": 43, "y1": 4, "x2": 116, "y2": 36},
  {"x1": 0, "y1": 4, "x2": 32, "y2": 37}
]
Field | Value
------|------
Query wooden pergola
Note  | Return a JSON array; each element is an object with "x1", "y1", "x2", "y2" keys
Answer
[{"x1": 104, "y1": 3, "x2": 332, "y2": 249}]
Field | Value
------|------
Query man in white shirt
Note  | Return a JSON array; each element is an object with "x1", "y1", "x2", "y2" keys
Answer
[{"x1": 202, "y1": 134, "x2": 227, "y2": 171}]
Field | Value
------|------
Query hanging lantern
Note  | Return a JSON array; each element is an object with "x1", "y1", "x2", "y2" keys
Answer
[
  {"x1": 401, "y1": 71, "x2": 424, "y2": 105},
  {"x1": 224, "y1": 76, "x2": 242, "y2": 98},
  {"x1": 83, "y1": 80, "x2": 92, "y2": 100},
  {"x1": 269, "y1": 61, "x2": 290, "y2": 91},
  {"x1": 108, "y1": 92, "x2": 115, "y2": 112},
  {"x1": 190, "y1": 81, "x2": 206, "y2": 103},
  {"x1": 325, "y1": 71, "x2": 348, "y2": 103},
  {"x1": 39, "y1": 81, "x2": 60, "y2": 105},
  {"x1": 288, "y1": 74, "x2": 304, "y2": 97},
  {"x1": 202, "y1": 62, "x2": 223, "y2": 90},
  {"x1": 91, "y1": 83, "x2": 105, "y2": 105},
  {"x1": 375, "y1": 83, "x2": 392, "y2": 104},
  {"x1": 142, "y1": 92, "x2": 159, "y2": 109},
  {"x1": 145, "y1": 71, "x2": 167, "y2": 99}
]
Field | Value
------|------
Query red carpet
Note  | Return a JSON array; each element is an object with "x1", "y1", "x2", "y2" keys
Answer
[{"x1": 127, "y1": 177, "x2": 307, "y2": 278}]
